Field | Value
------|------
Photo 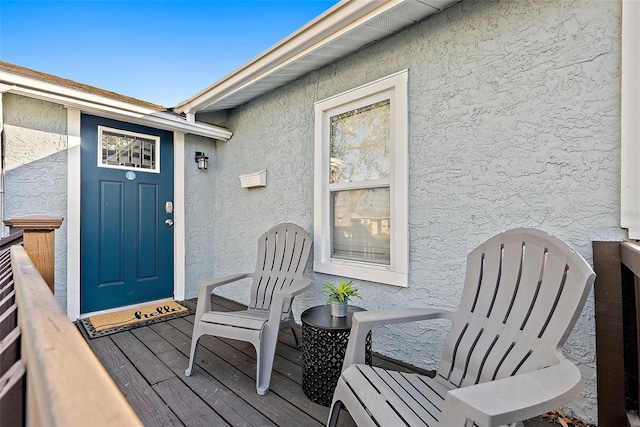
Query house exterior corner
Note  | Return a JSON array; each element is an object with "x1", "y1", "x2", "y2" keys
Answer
[{"x1": 199, "y1": 0, "x2": 623, "y2": 422}]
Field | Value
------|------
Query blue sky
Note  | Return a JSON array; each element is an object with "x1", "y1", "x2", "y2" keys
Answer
[{"x1": 0, "y1": 0, "x2": 339, "y2": 106}]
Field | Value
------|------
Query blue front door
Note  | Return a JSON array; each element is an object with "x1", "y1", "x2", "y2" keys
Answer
[{"x1": 80, "y1": 114, "x2": 174, "y2": 313}]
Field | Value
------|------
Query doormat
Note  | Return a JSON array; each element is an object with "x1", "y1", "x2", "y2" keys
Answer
[{"x1": 78, "y1": 301, "x2": 193, "y2": 338}]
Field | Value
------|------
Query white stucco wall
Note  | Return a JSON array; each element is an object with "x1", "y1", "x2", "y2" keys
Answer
[
  {"x1": 2, "y1": 93, "x2": 68, "y2": 307},
  {"x1": 204, "y1": 0, "x2": 622, "y2": 422}
]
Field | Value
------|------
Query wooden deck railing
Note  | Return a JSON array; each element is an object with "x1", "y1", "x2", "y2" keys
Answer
[
  {"x1": 593, "y1": 241, "x2": 640, "y2": 427},
  {"x1": 0, "y1": 224, "x2": 141, "y2": 426},
  {"x1": 1, "y1": 242, "x2": 23, "y2": 425},
  {"x1": 0, "y1": 231, "x2": 23, "y2": 253}
]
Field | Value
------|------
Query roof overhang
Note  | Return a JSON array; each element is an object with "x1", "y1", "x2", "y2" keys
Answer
[
  {"x1": 0, "y1": 69, "x2": 232, "y2": 141},
  {"x1": 174, "y1": 0, "x2": 460, "y2": 114}
]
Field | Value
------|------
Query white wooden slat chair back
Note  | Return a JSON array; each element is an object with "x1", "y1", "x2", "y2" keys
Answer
[
  {"x1": 327, "y1": 228, "x2": 595, "y2": 427},
  {"x1": 185, "y1": 223, "x2": 313, "y2": 395}
]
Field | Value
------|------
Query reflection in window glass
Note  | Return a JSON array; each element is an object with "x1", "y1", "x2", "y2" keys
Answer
[
  {"x1": 332, "y1": 188, "x2": 390, "y2": 264},
  {"x1": 101, "y1": 130, "x2": 157, "y2": 170},
  {"x1": 330, "y1": 100, "x2": 390, "y2": 184}
]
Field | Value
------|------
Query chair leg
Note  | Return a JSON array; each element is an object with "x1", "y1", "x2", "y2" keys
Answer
[
  {"x1": 327, "y1": 400, "x2": 342, "y2": 427},
  {"x1": 255, "y1": 344, "x2": 270, "y2": 395},
  {"x1": 184, "y1": 333, "x2": 201, "y2": 376},
  {"x1": 291, "y1": 327, "x2": 300, "y2": 347},
  {"x1": 256, "y1": 333, "x2": 279, "y2": 395}
]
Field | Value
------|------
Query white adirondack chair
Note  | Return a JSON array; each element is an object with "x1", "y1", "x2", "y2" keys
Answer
[
  {"x1": 185, "y1": 223, "x2": 313, "y2": 395},
  {"x1": 328, "y1": 228, "x2": 595, "y2": 427}
]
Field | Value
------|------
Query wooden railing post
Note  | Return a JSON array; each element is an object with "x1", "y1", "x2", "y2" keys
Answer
[
  {"x1": 3, "y1": 215, "x2": 63, "y2": 293},
  {"x1": 593, "y1": 241, "x2": 626, "y2": 427},
  {"x1": 593, "y1": 241, "x2": 640, "y2": 427}
]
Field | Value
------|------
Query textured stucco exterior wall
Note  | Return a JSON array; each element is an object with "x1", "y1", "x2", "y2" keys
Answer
[
  {"x1": 184, "y1": 134, "x2": 218, "y2": 298},
  {"x1": 2, "y1": 93, "x2": 68, "y2": 306},
  {"x1": 201, "y1": 0, "x2": 622, "y2": 422}
]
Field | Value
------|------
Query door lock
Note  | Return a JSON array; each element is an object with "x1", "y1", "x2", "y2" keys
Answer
[
  {"x1": 165, "y1": 219, "x2": 174, "y2": 227},
  {"x1": 165, "y1": 201, "x2": 173, "y2": 214}
]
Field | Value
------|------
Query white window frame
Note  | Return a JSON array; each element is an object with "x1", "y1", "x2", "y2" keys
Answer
[
  {"x1": 97, "y1": 125, "x2": 160, "y2": 173},
  {"x1": 621, "y1": 0, "x2": 640, "y2": 238},
  {"x1": 314, "y1": 70, "x2": 408, "y2": 287}
]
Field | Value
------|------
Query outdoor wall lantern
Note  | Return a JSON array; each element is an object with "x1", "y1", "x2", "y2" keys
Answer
[{"x1": 195, "y1": 151, "x2": 209, "y2": 170}]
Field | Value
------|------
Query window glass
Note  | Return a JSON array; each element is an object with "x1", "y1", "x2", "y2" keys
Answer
[
  {"x1": 100, "y1": 128, "x2": 158, "y2": 171},
  {"x1": 331, "y1": 188, "x2": 390, "y2": 264},
  {"x1": 330, "y1": 100, "x2": 390, "y2": 183}
]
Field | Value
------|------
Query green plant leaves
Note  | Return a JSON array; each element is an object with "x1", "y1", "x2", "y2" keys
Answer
[{"x1": 322, "y1": 280, "x2": 361, "y2": 304}]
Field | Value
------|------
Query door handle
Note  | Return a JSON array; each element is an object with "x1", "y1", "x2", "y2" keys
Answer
[{"x1": 165, "y1": 219, "x2": 174, "y2": 227}]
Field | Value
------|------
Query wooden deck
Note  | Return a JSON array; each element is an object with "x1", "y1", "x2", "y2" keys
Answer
[
  {"x1": 79, "y1": 296, "x2": 426, "y2": 427},
  {"x1": 81, "y1": 296, "x2": 551, "y2": 427}
]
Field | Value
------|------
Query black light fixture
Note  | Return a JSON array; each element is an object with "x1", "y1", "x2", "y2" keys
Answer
[{"x1": 195, "y1": 151, "x2": 209, "y2": 170}]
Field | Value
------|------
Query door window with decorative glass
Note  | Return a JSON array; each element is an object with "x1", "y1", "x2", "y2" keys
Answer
[{"x1": 98, "y1": 126, "x2": 160, "y2": 173}]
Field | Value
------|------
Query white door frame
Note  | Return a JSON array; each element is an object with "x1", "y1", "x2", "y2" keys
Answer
[{"x1": 65, "y1": 108, "x2": 186, "y2": 320}]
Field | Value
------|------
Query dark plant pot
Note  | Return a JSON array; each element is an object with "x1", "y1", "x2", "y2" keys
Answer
[{"x1": 330, "y1": 299, "x2": 348, "y2": 317}]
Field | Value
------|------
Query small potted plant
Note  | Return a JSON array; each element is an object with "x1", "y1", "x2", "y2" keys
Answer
[{"x1": 323, "y1": 280, "x2": 360, "y2": 317}]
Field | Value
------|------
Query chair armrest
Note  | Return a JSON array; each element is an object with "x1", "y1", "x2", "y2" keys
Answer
[
  {"x1": 439, "y1": 358, "x2": 583, "y2": 427},
  {"x1": 273, "y1": 278, "x2": 313, "y2": 299},
  {"x1": 194, "y1": 273, "x2": 252, "y2": 322},
  {"x1": 342, "y1": 307, "x2": 454, "y2": 370},
  {"x1": 197, "y1": 273, "x2": 253, "y2": 292},
  {"x1": 268, "y1": 278, "x2": 313, "y2": 324}
]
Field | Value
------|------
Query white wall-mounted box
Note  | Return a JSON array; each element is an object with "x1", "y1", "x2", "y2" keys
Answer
[{"x1": 239, "y1": 169, "x2": 267, "y2": 188}]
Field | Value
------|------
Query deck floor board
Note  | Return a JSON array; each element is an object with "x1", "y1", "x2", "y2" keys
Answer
[
  {"x1": 111, "y1": 331, "x2": 175, "y2": 386},
  {"x1": 151, "y1": 376, "x2": 231, "y2": 427},
  {"x1": 87, "y1": 334, "x2": 184, "y2": 427}
]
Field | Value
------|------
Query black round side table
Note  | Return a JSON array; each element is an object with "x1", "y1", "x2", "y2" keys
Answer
[{"x1": 301, "y1": 305, "x2": 372, "y2": 406}]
